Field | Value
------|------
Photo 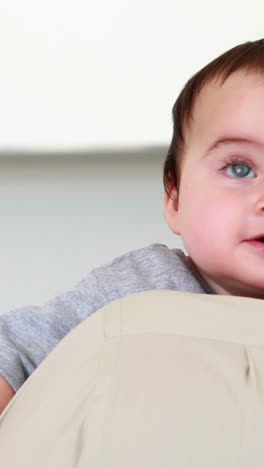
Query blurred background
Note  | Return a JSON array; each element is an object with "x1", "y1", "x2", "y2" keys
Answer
[{"x1": 0, "y1": 0, "x2": 263, "y2": 312}]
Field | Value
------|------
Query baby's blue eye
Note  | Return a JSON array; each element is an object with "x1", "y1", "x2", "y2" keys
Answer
[{"x1": 226, "y1": 163, "x2": 255, "y2": 178}]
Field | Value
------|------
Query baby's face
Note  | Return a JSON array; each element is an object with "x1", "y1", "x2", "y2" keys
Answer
[{"x1": 164, "y1": 70, "x2": 264, "y2": 298}]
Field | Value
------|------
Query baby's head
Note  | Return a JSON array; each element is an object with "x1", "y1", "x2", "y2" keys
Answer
[{"x1": 163, "y1": 39, "x2": 264, "y2": 298}]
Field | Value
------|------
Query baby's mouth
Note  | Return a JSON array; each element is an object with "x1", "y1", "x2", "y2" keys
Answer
[
  {"x1": 246, "y1": 234, "x2": 264, "y2": 242},
  {"x1": 244, "y1": 235, "x2": 264, "y2": 251}
]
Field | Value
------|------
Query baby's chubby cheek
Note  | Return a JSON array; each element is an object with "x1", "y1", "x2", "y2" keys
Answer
[{"x1": 179, "y1": 183, "x2": 235, "y2": 257}]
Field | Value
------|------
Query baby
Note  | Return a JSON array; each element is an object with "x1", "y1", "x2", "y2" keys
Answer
[{"x1": 1, "y1": 38, "x2": 264, "y2": 412}]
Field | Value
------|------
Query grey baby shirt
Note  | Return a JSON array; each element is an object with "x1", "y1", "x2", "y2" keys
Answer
[{"x1": 0, "y1": 243, "x2": 214, "y2": 392}]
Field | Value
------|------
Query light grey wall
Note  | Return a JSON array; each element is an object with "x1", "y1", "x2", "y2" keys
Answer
[{"x1": 0, "y1": 149, "x2": 185, "y2": 314}]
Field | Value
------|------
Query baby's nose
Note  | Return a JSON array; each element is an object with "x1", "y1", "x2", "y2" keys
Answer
[
  {"x1": 252, "y1": 180, "x2": 264, "y2": 212},
  {"x1": 255, "y1": 193, "x2": 264, "y2": 213}
]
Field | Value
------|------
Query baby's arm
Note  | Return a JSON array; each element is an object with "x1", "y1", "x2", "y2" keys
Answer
[
  {"x1": 0, "y1": 376, "x2": 15, "y2": 414},
  {"x1": 0, "y1": 269, "x2": 108, "y2": 400}
]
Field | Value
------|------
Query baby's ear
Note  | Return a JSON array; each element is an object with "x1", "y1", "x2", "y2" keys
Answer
[{"x1": 163, "y1": 186, "x2": 181, "y2": 235}]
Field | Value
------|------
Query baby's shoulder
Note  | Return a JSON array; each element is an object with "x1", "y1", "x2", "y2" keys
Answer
[
  {"x1": 91, "y1": 243, "x2": 185, "y2": 302},
  {"x1": 95, "y1": 243, "x2": 178, "y2": 276}
]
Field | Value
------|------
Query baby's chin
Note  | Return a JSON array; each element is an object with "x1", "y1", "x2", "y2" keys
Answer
[
  {"x1": 213, "y1": 274, "x2": 264, "y2": 299},
  {"x1": 188, "y1": 257, "x2": 264, "y2": 299}
]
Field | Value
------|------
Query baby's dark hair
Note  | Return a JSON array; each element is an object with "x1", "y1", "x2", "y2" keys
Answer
[{"x1": 163, "y1": 38, "x2": 264, "y2": 196}]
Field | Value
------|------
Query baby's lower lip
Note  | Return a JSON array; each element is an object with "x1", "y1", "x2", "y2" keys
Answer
[{"x1": 244, "y1": 239, "x2": 264, "y2": 251}]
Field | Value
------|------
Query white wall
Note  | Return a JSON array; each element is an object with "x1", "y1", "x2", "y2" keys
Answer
[
  {"x1": 0, "y1": 150, "x2": 185, "y2": 313},
  {"x1": 0, "y1": 0, "x2": 263, "y2": 149}
]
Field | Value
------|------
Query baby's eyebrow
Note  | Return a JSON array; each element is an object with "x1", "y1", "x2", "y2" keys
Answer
[{"x1": 205, "y1": 137, "x2": 257, "y2": 157}]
